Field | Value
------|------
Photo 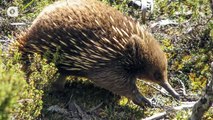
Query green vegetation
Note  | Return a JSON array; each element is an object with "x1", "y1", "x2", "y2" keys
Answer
[
  {"x1": 0, "y1": 50, "x2": 57, "y2": 119},
  {"x1": 0, "y1": 50, "x2": 25, "y2": 120},
  {"x1": 0, "y1": 0, "x2": 212, "y2": 119}
]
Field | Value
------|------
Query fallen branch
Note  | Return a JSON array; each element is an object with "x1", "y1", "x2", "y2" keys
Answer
[
  {"x1": 189, "y1": 62, "x2": 213, "y2": 120},
  {"x1": 142, "y1": 102, "x2": 196, "y2": 120}
]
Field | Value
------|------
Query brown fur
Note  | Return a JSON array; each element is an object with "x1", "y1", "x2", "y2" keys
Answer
[{"x1": 15, "y1": 0, "x2": 179, "y2": 107}]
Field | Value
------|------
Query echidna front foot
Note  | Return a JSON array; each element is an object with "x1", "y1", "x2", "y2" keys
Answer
[
  {"x1": 87, "y1": 67, "x2": 153, "y2": 108},
  {"x1": 131, "y1": 91, "x2": 153, "y2": 108}
]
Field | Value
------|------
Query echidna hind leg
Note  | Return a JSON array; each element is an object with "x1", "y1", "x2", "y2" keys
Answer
[
  {"x1": 52, "y1": 73, "x2": 67, "y2": 91},
  {"x1": 21, "y1": 61, "x2": 32, "y2": 82}
]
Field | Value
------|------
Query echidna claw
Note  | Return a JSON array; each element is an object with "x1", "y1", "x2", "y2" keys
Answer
[{"x1": 132, "y1": 94, "x2": 153, "y2": 108}]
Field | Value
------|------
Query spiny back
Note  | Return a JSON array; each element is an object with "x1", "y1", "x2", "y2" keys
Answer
[{"x1": 16, "y1": 0, "x2": 158, "y2": 71}]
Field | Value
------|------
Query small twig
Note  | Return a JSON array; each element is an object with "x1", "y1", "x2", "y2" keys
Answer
[
  {"x1": 65, "y1": 94, "x2": 73, "y2": 107},
  {"x1": 18, "y1": 99, "x2": 33, "y2": 103},
  {"x1": 87, "y1": 102, "x2": 103, "y2": 113},
  {"x1": 10, "y1": 22, "x2": 27, "y2": 26},
  {"x1": 74, "y1": 102, "x2": 84, "y2": 115},
  {"x1": 73, "y1": 102, "x2": 90, "y2": 120},
  {"x1": 47, "y1": 105, "x2": 69, "y2": 115},
  {"x1": 143, "y1": 111, "x2": 166, "y2": 120},
  {"x1": 176, "y1": 78, "x2": 187, "y2": 96}
]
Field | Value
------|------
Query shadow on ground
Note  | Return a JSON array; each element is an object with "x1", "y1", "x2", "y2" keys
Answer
[{"x1": 40, "y1": 79, "x2": 145, "y2": 120}]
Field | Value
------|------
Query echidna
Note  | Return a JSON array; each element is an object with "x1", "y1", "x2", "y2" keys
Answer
[{"x1": 15, "y1": 0, "x2": 180, "y2": 107}]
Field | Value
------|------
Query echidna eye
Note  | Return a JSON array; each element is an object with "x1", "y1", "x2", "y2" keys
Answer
[{"x1": 154, "y1": 71, "x2": 162, "y2": 80}]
